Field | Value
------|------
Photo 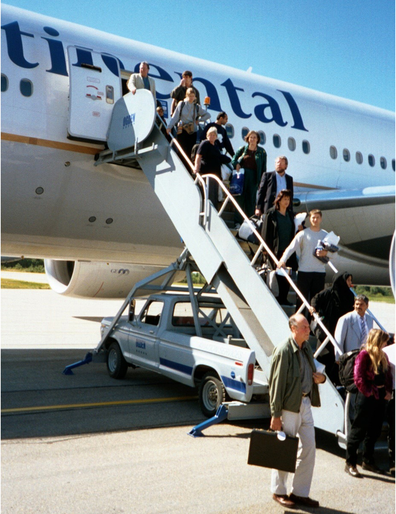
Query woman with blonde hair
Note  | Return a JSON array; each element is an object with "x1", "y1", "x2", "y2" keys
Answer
[
  {"x1": 166, "y1": 87, "x2": 210, "y2": 163},
  {"x1": 194, "y1": 127, "x2": 225, "y2": 206},
  {"x1": 345, "y1": 329, "x2": 393, "y2": 477}
]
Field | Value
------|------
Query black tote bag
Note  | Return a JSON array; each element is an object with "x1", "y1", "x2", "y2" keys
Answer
[{"x1": 247, "y1": 429, "x2": 299, "y2": 473}]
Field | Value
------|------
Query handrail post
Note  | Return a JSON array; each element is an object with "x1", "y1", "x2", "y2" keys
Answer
[
  {"x1": 184, "y1": 173, "x2": 343, "y2": 364},
  {"x1": 163, "y1": 145, "x2": 341, "y2": 364}
]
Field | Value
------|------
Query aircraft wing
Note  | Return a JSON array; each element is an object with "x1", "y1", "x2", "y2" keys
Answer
[
  {"x1": 294, "y1": 184, "x2": 395, "y2": 210},
  {"x1": 293, "y1": 185, "x2": 395, "y2": 262}
]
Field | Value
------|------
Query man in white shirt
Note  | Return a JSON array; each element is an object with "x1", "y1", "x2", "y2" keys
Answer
[
  {"x1": 278, "y1": 209, "x2": 331, "y2": 315},
  {"x1": 334, "y1": 295, "x2": 374, "y2": 356}
]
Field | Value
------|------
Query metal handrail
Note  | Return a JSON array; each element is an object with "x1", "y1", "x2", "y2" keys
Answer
[
  {"x1": 164, "y1": 137, "x2": 363, "y2": 362},
  {"x1": 168, "y1": 134, "x2": 210, "y2": 224},
  {"x1": 189, "y1": 172, "x2": 341, "y2": 359}
]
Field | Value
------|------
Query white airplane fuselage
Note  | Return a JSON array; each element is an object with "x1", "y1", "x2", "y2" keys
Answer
[{"x1": 2, "y1": 5, "x2": 395, "y2": 295}]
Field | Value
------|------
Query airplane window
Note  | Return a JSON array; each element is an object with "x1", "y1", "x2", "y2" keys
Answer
[
  {"x1": 355, "y1": 152, "x2": 363, "y2": 164},
  {"x1": 330, "y1": 146, "x2": 337, "y2": 159},
  {"x1": 258, "y1": 131, "x2": 266, "y2": 145},
  {"x1": 288, "y1": 137, "x2": 296, "y2": 151},
  {"x1": 20, "y1": 79, "x2": 33, "y2": 97},
  {"x1": 1, "y1": 74, "x2": 8, "y2": 92},
  {"x1": 343, "y1": 149, "x2": 350, "y2": 162},
  {"x1": 226, "y1": 124, "x2": 234, "y2": 139},
  {"x1": 380, "y1": 157, "x2": 387, "y2": 170},
  {"x1": 393, "y1": 159, "x2": 395, "y2": 172},
  {"x1": 273, "y1": 134, "x2": 281, "y2": 148},
  {"x1": 302, "y1": 140, "x2": 310, "y2": 154},
  {"x1": 241, "y1": 127, "x2": 249, "y2": 140},
  {"x1": 368, "y1": 154, "x2": 375, "y2": 167}
]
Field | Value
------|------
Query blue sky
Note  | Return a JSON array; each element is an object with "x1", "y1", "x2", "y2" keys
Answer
[{"x1": 4, "y1": 0, "x2": 395, "y2": 111}]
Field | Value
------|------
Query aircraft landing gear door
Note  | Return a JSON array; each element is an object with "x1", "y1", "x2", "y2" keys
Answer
[{"x1": 67, "y1": 46, "x2": 122, "y2": 142}]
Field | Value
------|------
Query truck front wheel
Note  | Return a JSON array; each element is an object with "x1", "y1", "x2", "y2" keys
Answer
[
  {"x1": 199, "y1": 372, "x2": 226, "y2": 417},
  {"x1": 107, "y1": 341, "x2": 128, "y2": 379}
]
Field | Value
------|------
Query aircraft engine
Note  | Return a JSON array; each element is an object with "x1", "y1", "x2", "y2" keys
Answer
[{"x1": 44, "y1": 259, "x2": 165, "y2": 298}]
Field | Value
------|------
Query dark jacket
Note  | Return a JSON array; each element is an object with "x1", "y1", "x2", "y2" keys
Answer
[
  {"x1": 171, "y1": 84, "x2": 200, "y2": 107},
  {"x1": 202, "y1": 122, "x2": 234, "y2": 156},
  {"x1": 311, "y1": 272, "x2": 355, "y2": 341},
  {"x1": 261, "y1": 206, "x2": 298, "y2": 270},
  {"x1": 231, "y1": 144, "x2": 267, "y2": 187},
  {"x1": 256, "y1": 170, "x2": 294, "y2": 214}
]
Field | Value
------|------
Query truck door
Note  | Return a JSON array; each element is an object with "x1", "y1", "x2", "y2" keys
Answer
[
  {"x1": 128, "y1": 300, "x2": 164, "y2": 370},
  {"x1": 67, "y1": 46, "x2": 122, "y2": 142}
]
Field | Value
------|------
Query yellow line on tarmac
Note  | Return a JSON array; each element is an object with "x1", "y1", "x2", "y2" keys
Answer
[{"x1": 2, "y1": 396, "x2": 198, "y2": 414}]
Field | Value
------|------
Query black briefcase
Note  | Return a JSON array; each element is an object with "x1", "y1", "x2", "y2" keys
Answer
[{"x1": 247, "y1": 429, "x2": 299, "y2": 473}]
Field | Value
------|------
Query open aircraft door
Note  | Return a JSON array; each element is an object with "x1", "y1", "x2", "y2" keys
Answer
[{"x1": 67, "y1": 47, "x2": 122, "y2": 142}]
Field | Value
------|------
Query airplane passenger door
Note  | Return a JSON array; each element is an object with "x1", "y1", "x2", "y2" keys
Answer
[{"x1": 67, "y1": 46, "x2": 122, "y2": 142}]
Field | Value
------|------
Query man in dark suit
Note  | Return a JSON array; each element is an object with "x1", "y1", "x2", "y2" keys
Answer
[{"x1": 255, "y1": 156, "x2": 293, "y2": 215}]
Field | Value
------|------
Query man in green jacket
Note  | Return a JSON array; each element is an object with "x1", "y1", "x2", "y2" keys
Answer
[{"x1": 269, "y1": 313, "x2": 326, "y2": 509}]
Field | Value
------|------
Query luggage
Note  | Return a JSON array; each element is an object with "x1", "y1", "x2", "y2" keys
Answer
[
  {"x1": 237, "y1": 216, "x2": 262, "y2": 244},
  {"x1": 247, "y1": 429, "x2": 299, "y2": 472},
  {"x1": 229, "y1": 168, "x2": 245, "y2": 196},
  {"x1": 338, "y1": 349, "x2": 360, "y2": 393},
  {"x1": 266, "y1": 270, "x2": 279, "y2": 297}
]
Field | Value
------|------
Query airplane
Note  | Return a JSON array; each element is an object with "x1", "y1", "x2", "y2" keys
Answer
[{"x1": 2, "y1": 4, "x2": 395, "y2": 299}]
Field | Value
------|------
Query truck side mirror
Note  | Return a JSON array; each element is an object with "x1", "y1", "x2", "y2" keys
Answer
[{"x1": 128, "y1": 300, "x2": 135, "y2": 322}]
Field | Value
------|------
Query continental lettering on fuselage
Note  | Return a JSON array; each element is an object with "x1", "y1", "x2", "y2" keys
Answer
[{"x1": 2, "y1": 19, "x2": 308, "y2": 132}]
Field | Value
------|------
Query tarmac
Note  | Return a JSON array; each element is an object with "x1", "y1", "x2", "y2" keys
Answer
[
  {"x1": 1, "y1": 270, "x2": 395, "y2": 350},
  {"x1": 1, "y1": 271, "x2": 395, "y2": 513}
]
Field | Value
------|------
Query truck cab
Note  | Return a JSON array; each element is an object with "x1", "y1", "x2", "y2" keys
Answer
[{"x1": 100, "y1": 293, "x2": 260, "y2": 417}]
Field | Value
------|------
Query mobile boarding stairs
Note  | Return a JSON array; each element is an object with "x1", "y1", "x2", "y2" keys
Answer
[{"x1": 72, "y1": 90, "x2": 380, "y2": 446}]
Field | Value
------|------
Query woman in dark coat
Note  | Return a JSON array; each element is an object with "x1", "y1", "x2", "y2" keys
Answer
[
  {"x1": 345, "y1": 329, "x2": 393, "y2": 477},
  {"x1": 231, "y1": 130, "x2": 267, "y2": 225},
  {"x1": 261, "y1": 189, "x2": 297, "y2": 305},
  {"x1": 194, "y1": 126, "x2": 225, "y2": 207},
  {"x1": 310, "y1": 272, "x2": 354, "y2": 380}
]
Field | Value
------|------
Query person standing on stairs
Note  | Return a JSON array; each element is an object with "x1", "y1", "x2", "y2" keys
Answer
[
  {"x1": 277, "y1": 209, "x2": 333, "y2": 318},
  {"x1": 166, "y1": 88, "x2": 210, "y2": 167},
  {"x1": 127, "y1": 61, "x2": 156, "y2": 100},
  {"x1": 231, "y1": 130, "x2": 267, "y2": 227},
  {"x1": 255, "y1": 156, "x2": 293, "y2": 216},
  {"x1": 261, "y1": 189, "x2": 297, "y2": 306}
]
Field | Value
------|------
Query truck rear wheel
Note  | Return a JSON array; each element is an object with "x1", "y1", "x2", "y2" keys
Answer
[
  {"x1": 107, "y1": 341, "x2": 128, "y2": 379},
  {"x1": 199, "y1": 372, "x2": 226, "y2": 417}
]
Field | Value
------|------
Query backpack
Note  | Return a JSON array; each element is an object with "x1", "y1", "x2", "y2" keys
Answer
[
  {"x1": 190, "y1": 143, "x2": 200, "y2": 163},
  {"x1": 338, "y1": 349, "x2": 360, "y2": 393}
]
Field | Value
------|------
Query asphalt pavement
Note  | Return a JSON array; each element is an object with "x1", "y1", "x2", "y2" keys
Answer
[{"x1": 1, "y1": 279, "x2": 395, "y2": 513}]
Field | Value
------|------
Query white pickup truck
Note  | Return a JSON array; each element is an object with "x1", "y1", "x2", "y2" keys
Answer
[{"x1": 100, "y1": 293, "x2": 264, "y2": 417}]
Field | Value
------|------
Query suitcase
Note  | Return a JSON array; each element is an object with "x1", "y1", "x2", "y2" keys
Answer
[
  {"x1": 247, "y1": 429, "x2": 299, "y2": 473},
  {"x1": 229, "y1": 168, "x2": 245, "y2": 196},
  {"x1": 237, "y1": 216, "x2": 262, "y2": 244}
]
